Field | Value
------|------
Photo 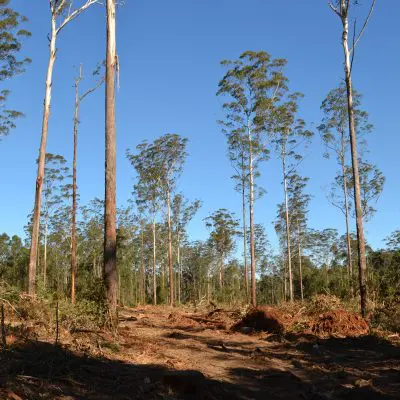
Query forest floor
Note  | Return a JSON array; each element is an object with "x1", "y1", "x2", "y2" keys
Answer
[{"x1": 0, "y1": 304, "x2": 399, "y2": 399}]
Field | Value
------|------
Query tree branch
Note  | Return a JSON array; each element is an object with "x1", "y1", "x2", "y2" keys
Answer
[
  {"x1": 350, "y1": 0, "x2": 377, "y2": 53},
  {"x1": 327, "y1": 1, "x2": 341, "y2": 17},
  {"x1": 56, "y1": 0, "x2": 100, "y2": 35}
]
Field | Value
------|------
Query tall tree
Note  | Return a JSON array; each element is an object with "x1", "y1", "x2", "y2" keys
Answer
[
  {"x1": 319, "y1": 84, "x2": 371, "y2": 294},
  {"x1": 171, "y1": 194, "x2": 201, "y2": 304},
  {"x1": 328, "y1": 0, "x2": 376, "y2": 317},
  {"x1": 28, "y1": 0, "x2": 99, "y2": 296},
  {"x1": 205, "y1": 209, "x2": 240, "y2": 296},
  {"x1": 41, "y1": 153, "x2": 70, "y2": 288},
  {"x1": 154, "y1": 134, "x2": 188, "y2": 307},
  {"x1": 71, "y1": 64, "x2": 104, "y2": 304},
  {"x1": 127, "y1": 141, "x2": 164, "y2": 305},
  {"x1": 289, "y1": 174, "x2": 311, "y2": 302},
  {"x1": 0, "y1": 0, "x2": 31, "y2": 138},
  {"x1": 224, "y1": 128, "x2": 250, "y2": 299},
  {"x1": 217, "y1": 51, "x2": 287, "y2": 306},
  {"x1": 104, "y1": 0, "x2": 117, "y2": 322},
  {"x1": 271, "y1": 92, "x2": 312, "y2": 301}
]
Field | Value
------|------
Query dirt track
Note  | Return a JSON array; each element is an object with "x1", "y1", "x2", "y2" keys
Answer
[{"x1": 0, "y1": 306, "x2": 399, "y2": 399}]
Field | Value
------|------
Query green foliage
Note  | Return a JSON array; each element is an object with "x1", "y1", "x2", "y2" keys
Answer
[{"x1": 0, "y1": 0, "x2": 31, "y2": 138}]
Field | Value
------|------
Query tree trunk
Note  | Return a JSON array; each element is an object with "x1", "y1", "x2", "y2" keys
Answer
[
  {"x1": 341, "y1": 136, "x2": 353, "y2": 297},
  {"x1": 282, "y1": 155, "x2": 293, "y2": 302},
  {"x1": 167, "y1": 188, "x2": 174, "y2": 306},
  {"x1": 140, "y1": 223, "x2": 145, "y2": 304},
  {"x1": 248, "y1": 123, "x2": 256, "y2": 307},
  {"x1": 43, "y1": 214, "x2": 48, "y2": 288},
  {"x1": 104, "y1": 0, "x2": 117, "y2": 324},
  {"x1": 71, "y1": 70, "x2": 80, "y2": 305},
  {"x1": 342, "y1": 9, "x2": 367, "y2": 317},
  {"x1": 241, "y1": 175, "x2": 249, "y2": 301},
  {"x1": 152, "y1": 219, "x2": 157, "y2": 305},
  {"x1": 297, "y1": 219, "x2": 304, "y2": 302},
  {"x1": 28, "y1": 16, "x2": 57, "y2": 296},
  {"x1": 177, "y1": 232, "x2": 181, "y2": 304}
]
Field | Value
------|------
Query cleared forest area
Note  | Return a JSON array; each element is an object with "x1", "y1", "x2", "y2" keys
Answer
[{"x1": 0, "y1": 292, "x2": 399, "y2": 399}]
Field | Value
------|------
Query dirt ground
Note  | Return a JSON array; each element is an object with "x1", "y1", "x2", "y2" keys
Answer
[{"x1": 0, "y1": 305, "x2": 399, "y2": 399}]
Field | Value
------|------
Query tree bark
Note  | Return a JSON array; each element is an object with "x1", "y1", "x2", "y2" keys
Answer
[
  {"x1": 167, "y1": 187, "x2": 174, "y2": 306},
  {"x1": 341, "y1": 6, "x2": 367, "y2": 317},
  {"x1": 140, "y1": 222, "x2": 145, "y2": 304},
  {"x1": 152, "y1": 219, "x2": 157, "y2": 305},
  {"x1": 177, "y1": 231, "x2": 181, "y2": 304},
  {"x1": 104, "y1": 0, "x2": 117, "y2": 324},
  {"x1": 241, "y1": 173, "x2": 249, "y2": 301},
  {"x1": 282, "y1": 155, "x2": 293, "y2": 302},
  {"x1": 71, "y1": 69, "x2": 81, "y2": 305},
  {"x1": 297, "y1": 219, "x2": 303, "y2": 302},
  {"x1": 43, "y1": 214, "x2": 48, "y2": 288},
  {"x1": 248, "y1": 123, "x2": 256, "y2": 307},
  {"x1": 28, "y1": 16, "x2": 57, "y2": 295},
  {"x1": 341, "y1": 135, "x2": 353, "y2": 297}
]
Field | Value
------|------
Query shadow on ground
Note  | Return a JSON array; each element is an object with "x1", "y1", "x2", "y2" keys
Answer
[{"x1": 0, "y1": 334, "x2": 399, "y2": 399}]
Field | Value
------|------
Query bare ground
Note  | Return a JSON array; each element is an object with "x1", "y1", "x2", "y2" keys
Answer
[{"x1": 0, "y1": 305, "x2": 399, "y2": 399}]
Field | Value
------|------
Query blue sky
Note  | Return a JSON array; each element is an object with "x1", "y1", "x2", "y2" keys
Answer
[{"x1": 1, "y1": 0, "x2": 399, "y2": 251}]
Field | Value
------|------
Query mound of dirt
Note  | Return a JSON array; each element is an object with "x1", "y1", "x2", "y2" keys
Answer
[
  {"x1": 232, "y1": 307, "x2": 285, "y2": 335},
  {"x1": 312, "y1": 310, "x2": 369, "y2": 337}
]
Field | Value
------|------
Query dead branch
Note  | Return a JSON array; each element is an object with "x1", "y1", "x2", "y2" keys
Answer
[
  {"x1": 350, "y1": 0, "x2": 377, "y2": 53},
  {"x1": 56, "y1": 0, "x2": 100, "y2": 35}
]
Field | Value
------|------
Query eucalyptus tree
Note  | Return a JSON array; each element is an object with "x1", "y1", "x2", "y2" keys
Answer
[
  {"x1": 247, "y1": 224, "x2": 270, "y2": 276},
  {"x1": 80, "y1": 198, "x2": 104, "y2": 279},
  {"x1": 328, "y1": 0, "x2": 376, "y2": 317},
  {"x1": 205, "y1": 209, "x2": 240, "y2": 295},
  {"x1": 217, "y1": 51, "x2": 287, "y2": 306},
  {"x1": 307, "y1": 228, "x2": 339, "y2": 292},
  {"x1": 271, "y1": 93, "x2": 312, "y2": 302},
  {"x1": 41, "y1": 153, "x2": 71, "y2": 288},
  {"x1": 345, "y1": 159, "x2": 384, "y2": 222},
  {"x1": 289, "y1": 174, "x2": 311, "y2": 302},
  {"x1": 171, "y1": 194, "x2": 202, "y2": 304},
  {"x1": 319, "y1": 84, "x2": 371, "y2": 294},
  {"x1": 104, "y1": 0, "x2": 118, "y2": 322},
  {"x1": 385, "y1": 231, "x2": 400, "y2": 252},
  {"x1": 0, "y1": 0, "x2": 31, "y2": 138},
  {"x1": 28, "y1": 0, "x2": 99, "y2": 296},
  {"x1": 152, "y1": 134, "x2": 188, "y2": 306},
  {"x1": 71, "y1": 64, "x2": 104, "y2": 304},
  {"x1": 224, "y1": 129, "x2": 250, "y2": 298},
  {"x1": 127, "y1": 143, "x2": 163, "y2": 305}
]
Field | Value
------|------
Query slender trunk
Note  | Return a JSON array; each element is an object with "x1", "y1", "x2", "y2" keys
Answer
[
  {"x1": 167, "y1": 188, "x2": 174, "y2": 306},
  {"x1": 283, "y1": 254, "x2": 287, "y2": 302},
  {"x1": 282, "y1": 155, "x2": 293, "y2": 302},
  {"x1": 71, "y1": 73, "x2": 80, "y2": 305},
  {"x1": 43, "y1": 214, "x2": 48, "y2": 288},
  {"x1": 152, "y1": 219, "x2": 157, "y2": 305},
  {"x1": 341, "y1": 136, "x2": 353, "y2": 297},
  {"x1": 342, "y1": 11, "x2": 367, "y2": 317},
  {"x1": 28, "y1": 17, "x2": 57, "y2": 295},
  {"x1": 247, "y1": 122, "x2": 256, "y2": 307},
  {"x1": 219, "y1": 254, "x2": 223, "y2": 289},
  {"x1": 271, "y1": 274, "x2": 274, "y2": 304},
  {"x1": 177, "y1": 232, "x2": 181, "y2": 304},
  {"x1": 297, "y1": 219, "x2": 304, "y2": 302},
  {"x1": 93, "y1": 253, "x2": 97, "y2": 277},
  {"x1": 140, "y1": 223, "x2": 145, "y2": 304},
  {"x1": 104, "y1": 0, "x2": 117, "y2": 323},
  {"x1": 242, "y1": 176, "x2": 249, "y2": 300},
  {"x1": 207, "y1": 267, "x2": 210, "y2": 304}
]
